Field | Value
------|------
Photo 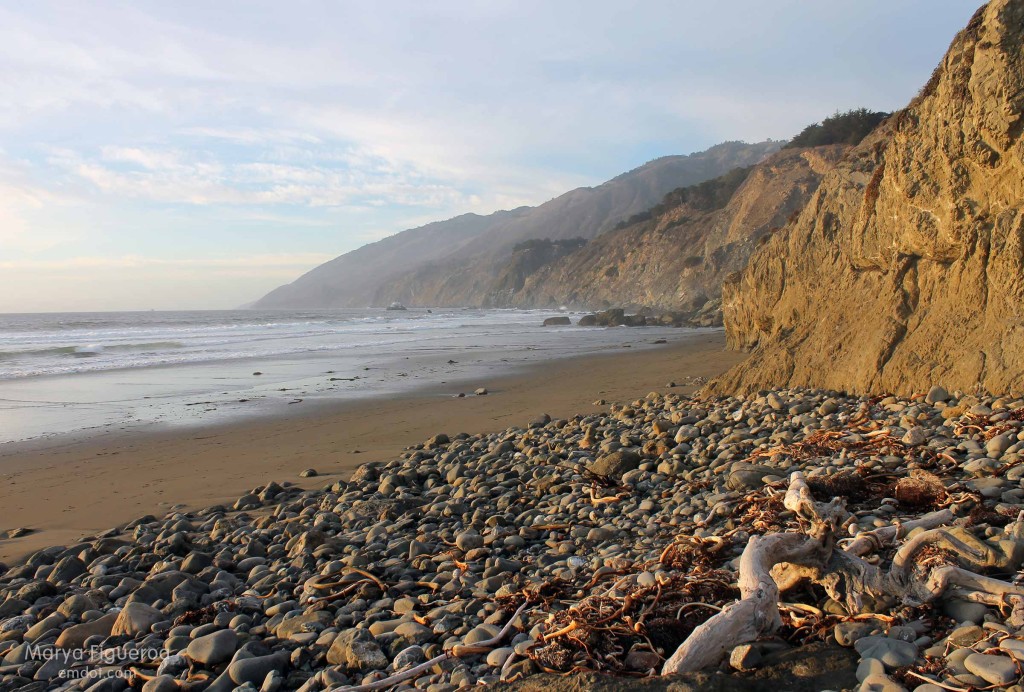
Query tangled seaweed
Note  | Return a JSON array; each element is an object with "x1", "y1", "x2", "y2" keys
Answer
[
  {"x1": 527, "y1": 568, "x2": 738, "y2": 674},
  {"x1": 516, "y1": 411, "x2": 1019, "y2": 680}
]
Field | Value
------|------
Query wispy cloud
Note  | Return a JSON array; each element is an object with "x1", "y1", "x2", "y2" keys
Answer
[
  {"x1": 0, "y1": 253, "x2": 336, "y2": 271},
  {"x1": 44, "y1": 144, "x2": 475, "y2": 209},
  {"x1": 179, "y1": 127, "x2": 324, "y2": 145},
  {"x1": 0, "y1": 0, "x2": 979, "y2": 311}
]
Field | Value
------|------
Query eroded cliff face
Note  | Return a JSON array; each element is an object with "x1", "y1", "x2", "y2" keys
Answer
[{"x1": 715, "y1": 0, "x2": 1024, "y2": 396}]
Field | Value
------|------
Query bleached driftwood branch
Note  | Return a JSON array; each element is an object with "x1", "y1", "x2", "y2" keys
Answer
[{"x1": 662, "y1": 473, "x2": 1024, "y2": 675}]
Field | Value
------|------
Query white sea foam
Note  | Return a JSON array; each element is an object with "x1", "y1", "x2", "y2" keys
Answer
[
  {"x1": 0, "y1": 308, "x2": 576, "y2": 380},
  {"x1": 0, "y1": 308, "x2": 710, "y2": 444}
]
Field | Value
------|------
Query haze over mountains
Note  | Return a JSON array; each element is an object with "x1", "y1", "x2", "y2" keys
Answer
[{"x1": 253, "y1": 142, "x2": 781, "y2": 310}]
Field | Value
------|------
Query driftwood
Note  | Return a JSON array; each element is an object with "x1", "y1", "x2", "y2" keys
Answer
[{"x1": 662, "y1": 472, "x2": 1024, "y2": 675}]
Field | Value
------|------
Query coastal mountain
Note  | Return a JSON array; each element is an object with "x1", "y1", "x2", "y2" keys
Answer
[
  {"x1": 253, "y1": 141, "x2": 781, "y2": 309},
  {"x1": 349, "y1": 140, "x2": 855, "y2": 315},
  {"x1": 714, "y1": 0, "x2": 1024, "y2": 395},
  {"x1": 255, "y1": 211, "x2": 527, "y2": 310},
  {"x1": 504, "y1": 144, "x2": 848, "y2": 314}
]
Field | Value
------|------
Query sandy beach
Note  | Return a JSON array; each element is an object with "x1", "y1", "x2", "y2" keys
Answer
[{"x1": 0, "y1": 331, "x2": 743, "y2": 565}]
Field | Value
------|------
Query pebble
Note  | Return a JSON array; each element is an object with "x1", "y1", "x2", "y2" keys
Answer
[
  {"x1": 327, "y1": 629, "x2": 390, "y2": 671},
  {"x1": 925, "y1": 385, "x2": 949, "y2": 404},
  {"x1": 626, "y1": 650, "x2": 661, "y2": 671},
  {"x1": 1, "y1": 385, "x2": 1023, "y2": 690},
  {"x1": 186, "y1": 628, "x2": 238, "y2": 666},
  {"x1": 901, "y1": 427, "x2": 927, "y2": 446},
  {"x1": 589, "y1": 449, "x2": 642, "y2": 479},
  {"x1": 857, "y1": 657, "x2": 886, "y2": 682},
  {"x1": 964, "y1": 652, "x2": 1018, "y2": 685},
  {"x1": 227, "y1": 652, "x2": 287, "y2": 686},
  {"x1": 1000, "y1": 638, "x2": 1024, "y2": 661},
  {"x1": 854, "y1": 636, "x2": 917, "y2": 669},
  {"x1": 836, "y1": 621, "x2": 881, "y2": 647},
  {"x1": 486, "y1": 646, "x2": 514, "y2": 667},
  {"x1": 142, "y1": 676, "x2": 180, "y2": 692},
  {"x1": 944, "y1": 599, "x2": 990, "y2": 624},
  {"x1": 455, "y1": 531, "x2": 484, "y2": 552}
]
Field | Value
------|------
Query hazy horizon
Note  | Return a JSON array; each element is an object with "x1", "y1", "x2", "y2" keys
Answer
[{"x1": 0, "y1": 0, "x2": 980, "y2": 313}]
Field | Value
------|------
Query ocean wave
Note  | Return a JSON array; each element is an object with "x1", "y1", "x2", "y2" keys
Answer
[
  {"x1": 0, "y1": 308, "x2": 579, "y2": 380},
  {"x1": 0, "y1": 341, "x2": 186, "y2": 360}
]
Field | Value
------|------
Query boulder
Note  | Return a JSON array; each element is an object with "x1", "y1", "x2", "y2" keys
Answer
[
  {"x1": 112, "y1": 602, "x2": 164, "y2": 637},
  {"x1": 590, "y1": 450, "x2": 642, "y2": 479},
  {"x1": 542, "y1": 316, "x2": 571, "y2": 326},
  {"x1": 596, "y1": 308, "x2": 626, "y2": 325},
  {"x1": 326, "y1": 628, "x2": 389, "y2": 671}
]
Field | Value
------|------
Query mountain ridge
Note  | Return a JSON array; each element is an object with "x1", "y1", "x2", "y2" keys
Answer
[
  {"x1": 504, "y1": 144, "x2": 848, "y2": 314},
  {"x1": 253, "y1": 140, "x2": 782, "y2": 309}
]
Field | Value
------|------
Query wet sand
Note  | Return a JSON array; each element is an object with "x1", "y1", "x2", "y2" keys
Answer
[{"x1": 0, "y1": 331, "x2": 744, "y2": 565}]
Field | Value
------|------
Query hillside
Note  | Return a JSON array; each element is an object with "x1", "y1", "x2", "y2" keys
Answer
[
  {"x1": 368, "y1": 144, "x2": 848, "y2": 312},
  {"x1": 255, "y1": 211, "x2": 527, "y2": 309},
  {"x1": 253, "y1": 141, "x2": 781, "y2": 309},
  {"x1": 506, "y1": 145, "x2": 847, "y2": 314},
  {"x1": 714, "y1": 0, "x2": 1024, "y2": 395}
]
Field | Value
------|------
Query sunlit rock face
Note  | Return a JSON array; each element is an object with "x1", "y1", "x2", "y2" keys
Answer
[{"x1": 716, "y1": 0, "x2": 1024, "y2": 396}]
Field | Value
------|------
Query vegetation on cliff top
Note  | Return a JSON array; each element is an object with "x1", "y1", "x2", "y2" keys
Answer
[
  {"x1": 612, "y1": 166, "x2": 754, "y2": 230},
  {"x1": 784, "y1": 108, "x2": 889, "y2": 149}
]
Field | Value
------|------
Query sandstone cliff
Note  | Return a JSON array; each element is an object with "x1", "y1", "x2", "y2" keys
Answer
[{"x1": 714, "y1": 0, "x2": 1024, "y2": 395}]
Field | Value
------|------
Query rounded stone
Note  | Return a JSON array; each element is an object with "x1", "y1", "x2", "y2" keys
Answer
[
  {"x1": 186, "y1": 628, "x2": 238, "y2": 667},
  {"x1": 455, "y1": 531, "x2": 484, "y2": 552},
  {"x1": 853, "y1": 636, "x2": 917, "y2": 669},
  {"x1": 964, "y1": 653, "x2": 1017, "y2": 686}
]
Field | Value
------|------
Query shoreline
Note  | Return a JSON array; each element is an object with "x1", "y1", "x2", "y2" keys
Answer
[
  {"x1": 0, "y1": 312, "x2": 694, "y2": 446},
  {"x1": 0, "y1": 331, "x2": 744, "y2": 565}
]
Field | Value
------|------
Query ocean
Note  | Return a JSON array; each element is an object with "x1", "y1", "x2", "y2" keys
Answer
[
  {"x1": 0, "y1": 308, "x2": 703, "y2": 444},
  {"x1": 0, "y1": 308, "x2": 562, "y2": 380}
]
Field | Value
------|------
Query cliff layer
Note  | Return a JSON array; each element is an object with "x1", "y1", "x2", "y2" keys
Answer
[{"x1": 715, "y1": 0, "x2": 1024, "y2": 395}]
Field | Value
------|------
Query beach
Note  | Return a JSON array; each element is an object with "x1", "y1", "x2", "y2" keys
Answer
[
  {"x1": 0, "y1": 331, "x2": 743, "y2": 565},
  {"x1": 4, "y1": 340, "x2": 1021, "y2": 690}
]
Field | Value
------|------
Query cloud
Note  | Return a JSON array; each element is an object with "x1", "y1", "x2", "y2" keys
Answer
[
  {"x1": 0, "y1": 0, "x2": 979, "y2": 311},
  {"x1": 43, "y1": 143, "x2": 479, "y2": 209},
  {"x1": 0, "y1": 253, "x2": 336, "y2": 271},
  {"x1": 179, "y1": 127, "x2": 323, "y2": 145},
  {"x1": 0, "y1": 165, "x2": 79, "y2": 253}
]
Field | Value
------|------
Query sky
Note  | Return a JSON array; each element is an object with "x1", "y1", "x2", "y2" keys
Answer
[{"x1": 0, "y1": 0, "x2": 981, "y2": 312}]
